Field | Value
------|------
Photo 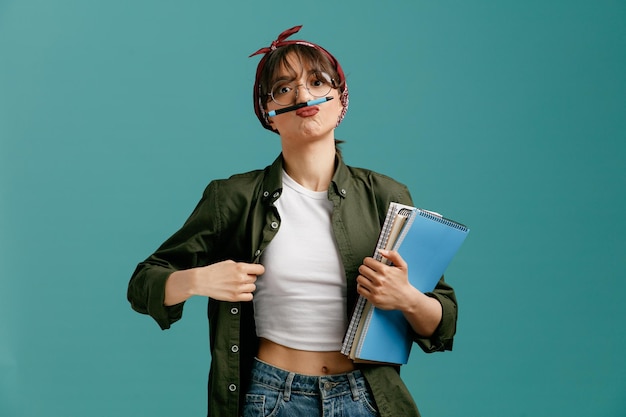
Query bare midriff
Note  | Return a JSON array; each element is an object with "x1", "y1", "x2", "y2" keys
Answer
[{"x1": 257, "y1": 338, "x2": 356, "y2": 376}]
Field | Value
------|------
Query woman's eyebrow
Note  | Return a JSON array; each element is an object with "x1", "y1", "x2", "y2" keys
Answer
[{"x1": 271, "y1": 75, "x2": 296, "y2": 84}]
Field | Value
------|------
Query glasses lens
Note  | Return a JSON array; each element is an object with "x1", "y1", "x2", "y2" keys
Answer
[
  {"x1": 307, "y1": 71, "x2": 333, "y2": 98},
  {"x1": 270, "y1": 81, "x2": 294, "y2": 106},
  {"x1": 270, "y1": 72, "x2": 334, "y2": 106}
]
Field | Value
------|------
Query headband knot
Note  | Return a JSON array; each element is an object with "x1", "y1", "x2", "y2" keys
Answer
[{"x1": 248, "y1": 25, "x2": 303, "y2": 58}]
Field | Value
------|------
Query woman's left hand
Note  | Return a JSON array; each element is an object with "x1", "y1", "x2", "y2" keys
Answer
[
  {"x1": 356, "y1": 249, "x2": 418, "y2": 311},
  {"x1": 356, "y1": 249, "x2": 443, "y2": 337}
]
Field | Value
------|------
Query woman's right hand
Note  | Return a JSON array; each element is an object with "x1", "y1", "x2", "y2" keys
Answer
[{"x1": 164, "y1": 260, "x2": 265, "y2": 306}]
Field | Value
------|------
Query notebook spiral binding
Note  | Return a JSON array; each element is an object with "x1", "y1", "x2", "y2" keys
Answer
[
  {"x1": 341, "y1": 203, "x2": 415, "y2": 356},
  {"x1": 417, "y1": 210, "x2": 468, "y2": 232},
  {"x1": 342, "y1": 205, "x2": 396, "y2": 354}
]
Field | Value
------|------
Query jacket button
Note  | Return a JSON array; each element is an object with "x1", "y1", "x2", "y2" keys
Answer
[
  {"x1": 254, "y1": 249, "x2": 261, "y2": 257},
  {"x1": 341, "y1": 188, "x2": 346, "y2": 195},
  {"x1": 230, "y1": 307, "x2": 239, "y2": 315},
  {"x1": 231, "y1": 345, "x2": 239, "y2": 353},
  {"x1": 228, "y1": 384, "x2": 237, "y2": 392},
  {"x1": 263, "y1": 191, "x2": 269, "y2": 197},
  {"x1": 270, "y1": 221, "x2": 279, "y2": 229}
]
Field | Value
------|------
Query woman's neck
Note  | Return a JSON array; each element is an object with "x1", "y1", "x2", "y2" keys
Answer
[{"x1": 281, "y1": 140, "x2": 336, "y2": 192}]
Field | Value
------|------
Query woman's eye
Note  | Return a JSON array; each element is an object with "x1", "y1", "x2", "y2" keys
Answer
[{"x1": 276, "y1": 85, "x2": 292, "y2": 95}]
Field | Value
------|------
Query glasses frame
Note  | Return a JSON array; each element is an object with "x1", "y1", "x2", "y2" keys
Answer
[{"x1": 267, "y1": 72, "x2": 336, "y2": 106}]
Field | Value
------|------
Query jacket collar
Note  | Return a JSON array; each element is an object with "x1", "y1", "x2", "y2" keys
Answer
[{"x1": 261, "y1": 153, "x2": 352, "y2": 204}]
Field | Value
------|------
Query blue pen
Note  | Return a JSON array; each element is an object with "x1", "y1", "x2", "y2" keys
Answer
[{"x1": 266, "y1": 96, "x2": 334, "y2": 117}]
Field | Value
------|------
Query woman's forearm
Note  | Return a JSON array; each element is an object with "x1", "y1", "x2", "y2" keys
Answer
[{"x1": 401, "y1": 287, "x2": 443, "y2": 337}]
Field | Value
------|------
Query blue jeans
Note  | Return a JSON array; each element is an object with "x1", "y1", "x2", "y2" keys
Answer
[{"x1": 244, "y1": 358, "x2": 379, "y2": 417}]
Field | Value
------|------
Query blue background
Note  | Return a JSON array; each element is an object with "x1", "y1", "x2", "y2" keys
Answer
[{"x1": 1, "y1": 1, "x2": 625, "y2": 416}]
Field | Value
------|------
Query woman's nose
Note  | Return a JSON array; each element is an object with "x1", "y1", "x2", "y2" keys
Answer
[{"x1": 294, "y1": 83, "x2": 314, "y2": 102}]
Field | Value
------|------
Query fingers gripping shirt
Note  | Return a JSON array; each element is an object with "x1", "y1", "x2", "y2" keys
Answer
[{"x1": 254, "y1": 171, "x2": 348, "y2": 351}]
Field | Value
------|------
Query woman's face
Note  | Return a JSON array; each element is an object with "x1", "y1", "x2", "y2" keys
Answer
[{"x1": 265, "y1": 52, "x2": 344, "y2": 142}]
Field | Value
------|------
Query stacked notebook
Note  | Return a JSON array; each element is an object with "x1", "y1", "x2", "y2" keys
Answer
[{"x1": 341, "y1": 202, "x2": 469, "y2": 365}]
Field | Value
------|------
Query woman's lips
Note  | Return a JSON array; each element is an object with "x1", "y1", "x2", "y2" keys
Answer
[{"x1": 295, "y1": 106, "x2": 320, "y2": 117}]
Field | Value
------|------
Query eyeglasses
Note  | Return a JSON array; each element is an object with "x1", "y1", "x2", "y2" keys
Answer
[{"x1": 268, "y1": 71, "x2": 335, "y2": 106}]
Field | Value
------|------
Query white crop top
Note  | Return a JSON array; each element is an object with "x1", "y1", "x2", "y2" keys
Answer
[{"x1": 253, "y1": 171, "x2": 348, "y2": 351}]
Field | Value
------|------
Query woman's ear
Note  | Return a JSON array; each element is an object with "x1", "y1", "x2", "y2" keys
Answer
[{"x1": 266, "y1": 115, "x2": 277, "y2": 131}]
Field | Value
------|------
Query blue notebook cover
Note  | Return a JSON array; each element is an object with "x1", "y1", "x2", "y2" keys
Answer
[{"x1": 353, "y1": 209, "x2": 469, "y2": 365}]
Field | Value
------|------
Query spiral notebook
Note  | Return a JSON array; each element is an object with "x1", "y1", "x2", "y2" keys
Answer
[{"x1": 341, "y1": 202, "x2": 469, "y2": 365}]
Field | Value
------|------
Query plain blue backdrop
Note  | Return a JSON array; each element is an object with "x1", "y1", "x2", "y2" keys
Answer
[{"x1": 1, "y1": 1, "x2": 625, "y2": 416}]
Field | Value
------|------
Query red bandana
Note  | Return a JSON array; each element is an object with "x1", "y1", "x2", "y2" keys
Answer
[{"x1": 249, "y1": 25, "x2": 349, "y2": 132}]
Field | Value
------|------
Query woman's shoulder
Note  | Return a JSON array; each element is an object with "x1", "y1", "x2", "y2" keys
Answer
[
  {"x1": 347, "y1": 165, "x2": 403, "y2": 183},
  {"x1": 202, "y1": 167, "x2": 266, "y2": 196},
  {"x1": 345, "y1": 164, "x2": 408, "y2": 191},
  {"x1": 201, "y1": 158, "x2": 281, "y2": 201},
  {"x1": 342, "y1": 163, "x2": 413, "y2": 206}
]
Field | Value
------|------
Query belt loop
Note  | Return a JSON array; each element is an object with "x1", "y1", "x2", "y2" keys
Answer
[
  {"x1": 283, "y1": 372, "x2": 295, "y2": 401},
  {"x1": 347, "y1": 372, "x2": 359, "y2": 401}
]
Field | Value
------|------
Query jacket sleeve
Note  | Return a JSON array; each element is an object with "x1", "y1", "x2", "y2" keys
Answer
[
  {"x1": 127, "y1": 181, "x2": 223, "y2": 330},
  {"x1": 412, "y1": 276, "x2": 458, "y2": 352}
]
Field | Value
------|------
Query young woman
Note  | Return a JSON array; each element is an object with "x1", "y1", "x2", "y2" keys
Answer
[{"x1": 128, "y1": 25, "x2": 458, "y2": 417}]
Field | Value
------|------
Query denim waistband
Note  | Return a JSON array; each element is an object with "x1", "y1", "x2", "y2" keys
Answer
[{"x1": 250, "y1": 358, "x2": 366, "y2": 401}]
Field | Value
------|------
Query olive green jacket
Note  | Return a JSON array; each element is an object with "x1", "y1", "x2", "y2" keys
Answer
[{"x1": 128, "y1": 154, "x2": 458, "y2": 417}]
